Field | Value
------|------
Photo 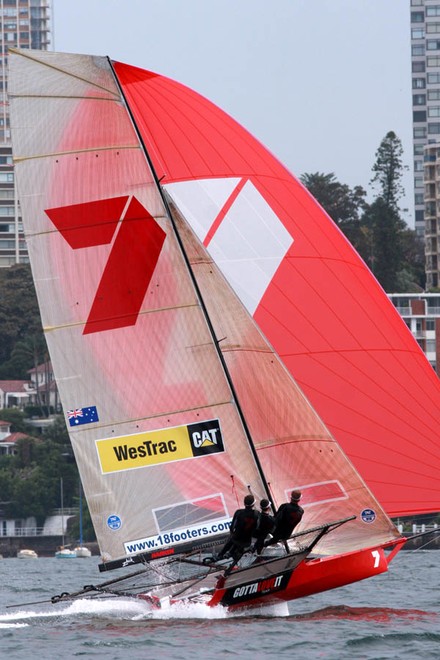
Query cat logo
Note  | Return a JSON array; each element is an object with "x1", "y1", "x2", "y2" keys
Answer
[{"x1": 188, "y1": 419, "x2": 224, "y2": 457}]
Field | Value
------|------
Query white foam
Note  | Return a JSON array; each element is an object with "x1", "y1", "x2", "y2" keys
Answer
[{"x1": 0, "y1": 594, "x2": 290, "y2": 623}]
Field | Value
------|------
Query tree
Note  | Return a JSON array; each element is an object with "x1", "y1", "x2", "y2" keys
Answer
[
  {"x1": 0, "y1": 264, "x2": 46, "y2": 377},
  {"x1": 0, "y1": 414, "x2": 80, "y2": 521},
  {"x1": 300, "y1": 172, "x2": 369, "y2": 256},
  {"x1": 0, "y1": 408, "x2": 34, "y2": 434},
  {"x1": 370, "y1": 131, "x2": 407, "y2": 209},
  {"x1": 300, "y1": 172, "x2": 367, "y2": 227},
  {"x1": 357, "y1": 131, "x2": 423, "y2": 292},
  {"x1": 361, "y1": 198, "x2": 407, "y2": 291},
  {"x1": 398, "y1": 229, "x2": 426, "y2": 291}
]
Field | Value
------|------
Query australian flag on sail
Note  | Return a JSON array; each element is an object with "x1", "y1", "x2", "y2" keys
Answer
[{"x1": 67, "y1": 405, "x2": 99, "y2": 427}]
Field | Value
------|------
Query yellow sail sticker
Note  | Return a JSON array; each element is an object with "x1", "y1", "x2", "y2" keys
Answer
[{"x1": 96, "y1": 419, "x2": 224, "y2": 474}]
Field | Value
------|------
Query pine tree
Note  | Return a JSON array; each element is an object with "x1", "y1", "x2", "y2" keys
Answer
[{"x1": 370, "y1": 131, "x2": 406, "y2": 209}]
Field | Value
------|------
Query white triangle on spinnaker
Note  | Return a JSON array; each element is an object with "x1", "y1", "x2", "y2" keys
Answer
[{"x1": 166, "y1": 178, "x2": 294, "y2": 315}]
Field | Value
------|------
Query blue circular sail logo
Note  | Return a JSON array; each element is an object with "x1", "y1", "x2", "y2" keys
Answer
[
  {"x1": 361, "y1": 508, "x2": 376, "y2": 524},
  {"x1": 107, "y1": 514, "x2": 122, "y2": 530}
]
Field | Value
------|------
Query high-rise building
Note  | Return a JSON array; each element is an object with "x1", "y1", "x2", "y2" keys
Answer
[
  {"x1": 0, "y1": 0, "x2": 51, "y2": 268},
  {"x1": 389, "y1": 292, "x2": 440, "y2": 373}
]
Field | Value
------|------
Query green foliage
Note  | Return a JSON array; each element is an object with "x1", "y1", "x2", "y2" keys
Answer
[
  {"x1": 370, "y1": 130, "x2": 407, "y2": 209},
  {"x1": 361, "y1": 198, "x2": 407, "y2": 291},
  {"x1": 0, "y1": 408, "x2": 34, "y2": 433},
  {"x1": 0, "y1": 412, "x2": 95, "y2": 540},
  {"x1": 0, "y1": 264, "x2": 46, "y2": 378},
  {"x1": 300, "y1": 172, "x2": 367, "y2": 229}
]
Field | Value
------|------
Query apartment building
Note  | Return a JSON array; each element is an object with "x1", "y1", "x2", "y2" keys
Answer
[
  {"x1": 0, "y1": 0, "x2": 51, "y2": 267},
  {"x1": 389, "y1": 292, "x2": 440, "y2": 371}
]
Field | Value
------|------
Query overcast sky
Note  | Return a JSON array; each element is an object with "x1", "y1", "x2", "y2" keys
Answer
[{"x1": 52, "y1": 0, "x2": 413, "y2": 224}]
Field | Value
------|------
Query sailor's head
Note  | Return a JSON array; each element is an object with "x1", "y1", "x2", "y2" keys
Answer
[
  {"x1": 290, "y1": 490, "x2": 302, "y2": 502},
  {"x1": 244, "y1": 494, "x2": 255, "y2": 508},
  {"x1": 260, "y1": 498, "x2": 271, "y2": 511}
]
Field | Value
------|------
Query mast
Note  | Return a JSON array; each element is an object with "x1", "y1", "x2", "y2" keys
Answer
[
  {"x1": 60, "y1": 477, "x2": 64, "y2": 547},
  {"x1": 107, "y1": 58, "x2": 274, "y2": 509},
  {"x1": 79, "y1": 482, "x2": 83, "y2": 547}
]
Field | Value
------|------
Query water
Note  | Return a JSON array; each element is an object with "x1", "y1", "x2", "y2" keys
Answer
[{"x1": 0, "y1": 551, "x2": 438, "y2": 659}]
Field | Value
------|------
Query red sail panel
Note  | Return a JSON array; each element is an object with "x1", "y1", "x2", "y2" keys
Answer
[{"x1": 114, "y1": 60, "x2": 440, "y2": 517}]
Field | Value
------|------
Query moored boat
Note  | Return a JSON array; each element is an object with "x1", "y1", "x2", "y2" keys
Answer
[
  {"x1": 55, "y1": 547, "x2": 77, "y2": 558},
  {"x1": 17, "y1": 549, "x2": 38, "y2": 559}
]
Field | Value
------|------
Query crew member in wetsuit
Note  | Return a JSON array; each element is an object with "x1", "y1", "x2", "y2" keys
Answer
[
  {"x1": 217, "y1": 494, "x2": 259, "y2": 568},
  {"x1": 253, "y1": 499, "x2": 275, "y2": 555},
  {"x1": 265, "y1": 490, "x2": 303, "y2": 546}
]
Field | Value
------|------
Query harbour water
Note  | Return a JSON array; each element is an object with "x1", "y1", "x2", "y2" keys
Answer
[{"x1": 0, "y1": 550, "x2": 438, "y2": 659}]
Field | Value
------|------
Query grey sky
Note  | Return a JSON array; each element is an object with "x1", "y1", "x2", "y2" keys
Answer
[{"x1": 52, "y1": 0, "x2": 413, "y2": 224}]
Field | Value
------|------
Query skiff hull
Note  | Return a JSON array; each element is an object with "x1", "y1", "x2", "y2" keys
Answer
[{"x1": 206, "y1": 541, "x2": 406, "y2": 610}]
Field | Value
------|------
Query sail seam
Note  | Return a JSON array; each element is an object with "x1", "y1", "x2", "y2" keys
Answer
[
  {"x1": 10, "y1": 47, "x2": 120, "y2": 97},
  {"x1": 67, "y1": 400, "x2": 234, "y2": 431},
  {"x1": 41, "y1": 301, "x2": 203, "y2": 333},
  {"x1": 13, "y1": 144, "x2": 140, "y2": 164}
]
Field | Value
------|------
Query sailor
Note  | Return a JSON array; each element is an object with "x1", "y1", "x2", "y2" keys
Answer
[
  {"x1": 216, "y1": 494, "x2": 259, "y2": 567},
  {"x1": 253, "y1": 499, "x2": 275, "y2": 555},
  {"x1": 265, "y1": 490, "x2": 304, "y2": 546}
]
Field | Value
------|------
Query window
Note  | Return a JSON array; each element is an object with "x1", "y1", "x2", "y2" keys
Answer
[
  {"x1": 414, "y1": 110, "x2": 427, "y2": 121},
  {"x1": 426, "y1": 319, "x2": 435, "y2": 330},
  {"x1": 427, "y1": 56, "x2": 440, "y2": 67},
  {"x1": 429, "y1": 107, "x2": 440, "y2": 117},
  {"x1": 0, "y1": 155, "x2": 12, "y2": 165},
  {"x1": 413, "y1": 61, "x2": 426, "y2": 72},
  {"x1": 428, "y1": 72, "x2": 440, "y2": 83},
  {"x1": 413, "y1": 93, "x2": 426, "y2": 105},
  {"x1": 427, "y1": 40, "x2": 440, "y2": 50},
  {"x1": 415, "y1": 177, "x2": 424, "y2": 188},
  {"x1": 0, "y1": 172, "x2": 13, "y2": 182},
  {"x1": 429, "y1": 123, "x2": 440, "y2": 133},
  {"x1": 426, "y1": 339, "x2": 436, "y2": 353},
  {"x1": 0, "y1": 239, "x2": 15, "y2": 249},
  {"x1": 0, "y1": 206, "x2": 14, "y2": 216},
  {"x1": 415, "y1": 160, "x2": 424, "y2": 171},
  {"x1": 412, "y1": 10, "x2": 425, "y2": 21},
  {"x1": 412, "y1": 28, "x2": 425, "y2": 39},
  {"x1": 414, "y1": 126, "x2": 427, "y2": 138},
  {"x1": 411, "y1": 0, "x2": 423, "y2": 5},
  {"x1": 428, "y1": 89, "x2": 440, "y2": 100},
  {"x1": 415, "y1": 193, "x2": 424, "y2": 205},
  {"x1": 427, "y1": 23, "x2": 440, "y2": 33},
  {"x1": 412, "y1": 44, "x2": 425, "y2": 56},
  {"x1": 427, "y1": 6, "x2": 440, "y2": 17},
  {"x1": 413, "y1": 77, "x2": 426, "y2": 88},
  {"x1": 414, "y1": 144, "x2": 424, "y2": 155}
]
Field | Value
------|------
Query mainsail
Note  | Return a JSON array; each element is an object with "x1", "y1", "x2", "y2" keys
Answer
[{"x1": 8, "y1": 49, "x2": 404, "y2": 569}]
